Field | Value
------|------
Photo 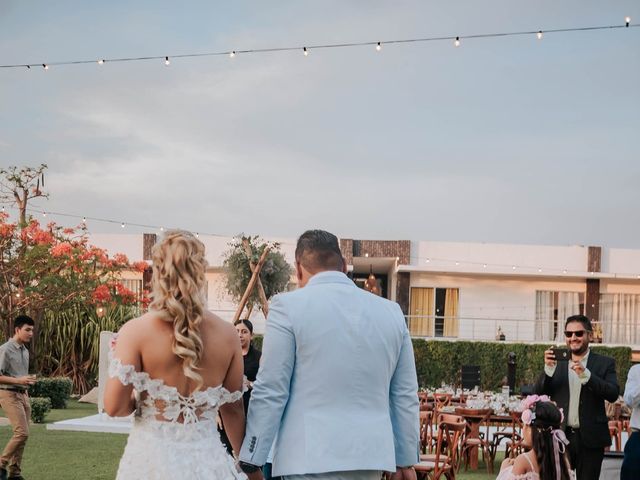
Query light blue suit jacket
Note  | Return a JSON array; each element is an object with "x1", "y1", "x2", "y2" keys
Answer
[{"x1": 239, "y1": 271, "x2": 420, "y2": 475}]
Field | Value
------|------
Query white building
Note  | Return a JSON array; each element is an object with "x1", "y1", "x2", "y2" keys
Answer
[{"x1": 88, "y1": 233, "x2": 640, "y2": 349}]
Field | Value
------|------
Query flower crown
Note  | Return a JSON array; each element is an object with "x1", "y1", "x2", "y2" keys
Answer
[{"x1": 519, "y1": 394, "x2": 564, "y2": 425}]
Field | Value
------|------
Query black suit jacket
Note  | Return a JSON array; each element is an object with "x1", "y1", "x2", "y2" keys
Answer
[{"x1": 534, "y1": 351, "x2": 619, "y2": 449}]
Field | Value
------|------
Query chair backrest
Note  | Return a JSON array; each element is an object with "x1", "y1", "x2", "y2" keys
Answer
[
  {"x1": 434, "y1": 392, "x2": 452, "y2": 410},
  {"x1": 419, "y1": 410, "x2": 433, "y2": 453},
  {"x1": 433, "y1": 415, "x2": 466, "y2": 474},
  {"x1": 455, "y1": 407, "x2": 493, "y2": 438}
]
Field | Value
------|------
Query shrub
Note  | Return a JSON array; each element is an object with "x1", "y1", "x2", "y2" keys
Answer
[
  {"x1": 29, "y1": 377, "x2": 73, "y2": 409},
  {"x1": 254, "y1": 335, "x2": 632, "y2": 393},
  {"x1": 29, "y1": 397, "x2": 51, "y2": 423}
]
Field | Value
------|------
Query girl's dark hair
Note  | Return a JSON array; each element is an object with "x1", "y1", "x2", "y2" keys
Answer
[
  {"x1": 531, "y1": 401, "x2": 571, "y2": 480},
  {"x1": 234, "y1": 319, "x2": 254, "y2": 335}
]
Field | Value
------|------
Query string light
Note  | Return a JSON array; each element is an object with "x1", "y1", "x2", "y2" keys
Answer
[
  {"x1": 42, "y1": 64, "x2": 48, "y2": 70},
  {"x1": 6, "y1": 205, "x2": 640, "y2": 280},
  {"x1": 164, "y1": 56, "x2": 170, "y2": 66},
  {"x1": 2, "y1": 21, "x2": 637, "y2": 71},
  {"x1": 537, "y1": 30, "x2": 543, "y2": 40},
  {"x1": 303, "y1": 47, "x2": 309, "y2": 56},
  {"x1": 376, "y1": 42, "x2": 382, "y2": 51}
]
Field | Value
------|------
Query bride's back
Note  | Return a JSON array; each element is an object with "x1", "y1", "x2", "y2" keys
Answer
[{"x1": 133, "y1": 310, "x2": 238, "y2": 395}]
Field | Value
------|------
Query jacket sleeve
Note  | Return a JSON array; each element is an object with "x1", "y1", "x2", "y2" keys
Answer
[
  {"x1": 585, "y1": 356, "x2": 619, "y2": 403},
  {"x1": 624, "y1": 365, "x2": 640, "y2": 408},
  {"x1": 239, "y1": 295, "x2": 295, "y2": 465},
  {"x1": 534, "y1": 370, "x2": 553, "y2": 395},
  {"x1": 389, "y1": 306, "x2": 420, "y2": 467}
]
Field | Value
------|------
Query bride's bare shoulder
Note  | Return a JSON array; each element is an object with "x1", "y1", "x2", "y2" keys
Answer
[{"x1": 201, "y1": 311, "x2": 237, "y2": 338}]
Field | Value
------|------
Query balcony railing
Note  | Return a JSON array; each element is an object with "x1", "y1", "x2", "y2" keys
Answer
[{"x1": 405, "y1": 315, "x2": 637, "y2": 347}]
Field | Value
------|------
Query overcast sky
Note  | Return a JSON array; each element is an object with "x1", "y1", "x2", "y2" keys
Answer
[{"x1": 1, "y1": 1, "x2": 638, "y2": 248}]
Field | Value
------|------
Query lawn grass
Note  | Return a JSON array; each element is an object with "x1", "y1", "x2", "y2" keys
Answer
[{"x1": 1, "y1": 401, "x2": 500, "y2": 479}]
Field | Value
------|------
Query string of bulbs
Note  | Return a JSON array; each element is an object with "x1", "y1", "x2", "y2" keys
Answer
[
  {"x1": 0, "y1": 18, "x2": 635, "y2": 71},
  {"x1": 3, "y1": 204, "x2": 640, "y2": 280}
]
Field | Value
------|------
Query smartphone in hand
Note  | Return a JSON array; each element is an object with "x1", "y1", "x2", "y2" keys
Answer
[{"x1": 551, "y1": 347, "x2": 570, "y2": 362}]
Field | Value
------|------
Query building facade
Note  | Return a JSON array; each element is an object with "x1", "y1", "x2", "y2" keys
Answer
[{"x1": 88, "y1": 233, "x2": 640, "y2": 348}]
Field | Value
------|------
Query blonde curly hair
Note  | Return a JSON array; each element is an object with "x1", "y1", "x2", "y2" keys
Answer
[{"x1": 149, "y1": 230, "x2": 208, "y2": 392}]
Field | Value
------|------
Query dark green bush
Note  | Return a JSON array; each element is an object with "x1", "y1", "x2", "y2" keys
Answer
[
  {"x1": 412, "y1": 339, "x2": 631, "y2": 392},
  {"x1": 29, "y1": 377, "x2": 73, "y2": 409},
  {"x1": 254, "y1": 335, "x2": 632, "y2": 393},
  {"x1": 29, "y1": 397, "x2": 51, "y2": 423}
]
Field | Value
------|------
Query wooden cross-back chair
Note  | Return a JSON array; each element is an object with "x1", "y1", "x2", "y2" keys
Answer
[{"x1": 414, "y1": 414, "x2": 466, "y2": 480}]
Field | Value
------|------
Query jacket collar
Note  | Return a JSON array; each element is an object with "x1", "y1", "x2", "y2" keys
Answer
[{"x1": 306, "y1": 270, "x2": 355, "y2": 287}]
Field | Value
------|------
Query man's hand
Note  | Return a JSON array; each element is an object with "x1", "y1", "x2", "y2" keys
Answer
[
  {"x1": 390, "y1": 466, "x2": 416, "y2": 480},
  {"x1": 16, "y1": 376, "x2": 36, "y2": 386},
  {"x1": 571, "y1": 360, "x2": 585, "y2": 376},
  {"x1": 245, "y1": 470, "x2": 264, "y2": 480},
  {"x1": 544, "y1": 349, "x2": 557, "y2": 368}
]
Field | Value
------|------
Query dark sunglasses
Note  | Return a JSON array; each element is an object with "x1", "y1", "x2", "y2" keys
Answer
[{"x1": 564, "y1": 330, "x2": 588, "y2": 338}]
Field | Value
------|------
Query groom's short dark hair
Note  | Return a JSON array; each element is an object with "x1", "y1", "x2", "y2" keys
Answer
[{"x1": 295, "y1": 230, "x2": 344, "y2": 273}]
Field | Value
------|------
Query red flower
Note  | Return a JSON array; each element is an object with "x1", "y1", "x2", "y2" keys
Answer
[
  {"x1": 113, "y1": 253, "x2": 129, "y2": 266},
  {"x1": 92, "y1": 284, "x2": 112, "y2": 303},
  {"x1": 0, "y1": 223, "x2": 15, "y2": 238},
  {"x1": 133, "y1": 261, "x2": 149, "y2": 273},
  {"x1": 51, "y1": 242, "x2": 73, "y2": 257},
  {"x1": 63, "y1": 228, "x2": 75, "y2": 235},
  {"x1": 114, "y1": 283, "x2": 136, "y2": 305}
]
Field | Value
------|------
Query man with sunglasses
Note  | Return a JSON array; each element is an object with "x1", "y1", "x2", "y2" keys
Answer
[{"x1": 534, "y1": 314, "x2": 619, "y2": 480}]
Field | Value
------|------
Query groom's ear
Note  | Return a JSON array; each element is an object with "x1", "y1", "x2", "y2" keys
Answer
[{"x1": 296, "y1": 261, "x2": 304, "y2": 282}]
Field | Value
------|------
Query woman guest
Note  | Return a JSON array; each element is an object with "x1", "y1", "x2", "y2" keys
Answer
[
  {"x1": 497, "y1": 395, "x2": 575, "y2": 480},
  {"x1": 219, "y1": 319, "x2": 262, "y2": 454},
  {"x1": 234, "y1": 319, "x2": 262, "y2": 412}
]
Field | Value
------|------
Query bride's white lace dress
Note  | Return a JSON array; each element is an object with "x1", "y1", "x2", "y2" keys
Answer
[{"x1": 109, "y1": 352, "x2": 247, "y2": 480}]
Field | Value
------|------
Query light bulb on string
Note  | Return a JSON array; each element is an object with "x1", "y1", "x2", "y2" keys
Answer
[
  {"x1": 483, "y1": 264, "x2": 487, "y2": 268},
  {"x1": 121, "y1": 222, "x2": 125, "y2": 228},
  {"x1": 512, "y1": 266, "x2": 516, "y2": 270},
  {"x1": 164, "y1": 56, "x2": 171, "y2": 66},
  {"x1": 454, "y1": 37, "x2": 461, "y2": 47},
  {"x1": 195, "y1": 233, "x2": 200, "y2": 238},
  {"x1": 26, "y1": 65, "x2": 31, "y2": 70},
  {"x1": 82, "y1": 217, "x2": 86, "y2": 223},
  {"x1": 537, "y1": 31, "x2": 543, "y2": 40},
  {"x1": 563, "y1": 269, "x2": 567, "y2": 274},
  {"x1": 303, "y1": 47, "x2": 309, "y2": 56},
  {"x1": 43, "y1": 64, "x2": 49, "y2": 70},
  {"x1": 42, "y1": 212, "x2": 47, "y2": 217},
  {"x1": 98, "y1": 59, "x2": 105, "y2": 65},
  {"x1": 626, "y1": 16, "x2": 631, "y2": 27},
  {"x1": 376, "y1": 42, "x2": 382, "y2": 51},
  {"x1": 229, "y1": 51, "x2": 236, "y2": 58},
  {"x1": 425, "y1": 258, "x2": 430, "y2": 264}
]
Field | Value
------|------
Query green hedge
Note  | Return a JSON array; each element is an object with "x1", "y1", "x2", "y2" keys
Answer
[
  {"x1": 413, "y1": 340, "x2": 632, "y2": 392},
  {"x1": 29, "y1": 397, "x2": 52, "y2": 423},
  {"x1": 253, "y1": 335, "x2": 632, "y2": 393},
  {"x1": 29, "y1": 377, "x2": 73, "y2": 409}
]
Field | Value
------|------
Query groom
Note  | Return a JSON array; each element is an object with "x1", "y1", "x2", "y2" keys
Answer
[{"x1": 239, "y1": 229, "x2": 419, "y2": 480}]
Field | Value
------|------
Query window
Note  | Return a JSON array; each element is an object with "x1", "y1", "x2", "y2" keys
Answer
[
  {"x1": 535, "y1": 291, "x2": 584, "y2": 341},
  {"x1": 600, "y1": 293, "x2": 640, "y2": 344},
  {"x1": 409, "y1": 287, "x2": 459, "y2": 338}
]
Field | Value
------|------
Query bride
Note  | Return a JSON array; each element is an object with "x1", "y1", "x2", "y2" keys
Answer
[{"x1": 104, "y1": 230, "x2": 247, "y2": 479}]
